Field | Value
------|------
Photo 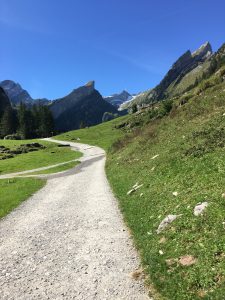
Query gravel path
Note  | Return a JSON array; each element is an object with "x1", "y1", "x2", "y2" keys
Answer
[{"x1": 0, "y1": 138, "x2": 150, "y2": 299}]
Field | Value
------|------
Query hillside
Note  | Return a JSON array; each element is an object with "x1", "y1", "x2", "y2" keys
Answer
[
  {"x1": 121, "y1": 42, "x2": 224, "y2": 110},
  {"x1": 56, "y1": 50, "x2": 225, "y2": 299}
]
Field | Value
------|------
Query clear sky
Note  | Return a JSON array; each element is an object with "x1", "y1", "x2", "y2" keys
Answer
[{"x1": 0, "y1": 0, "x2": 225, "y2": 99}]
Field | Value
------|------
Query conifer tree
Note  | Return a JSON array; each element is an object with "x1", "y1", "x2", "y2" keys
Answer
[{"x1": 0, "y1": 106, "x2": 14, "y2": 137}]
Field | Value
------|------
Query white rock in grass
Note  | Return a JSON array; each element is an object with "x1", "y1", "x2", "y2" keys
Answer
[
  {"x1": 151, "y1": 154, "x2": 159, "y2": 160},
  {"x1": 172, "y1": 191, "x2": 178, "y2": 197},
  {"x1": 159, "y1": 250, "x2": 164, "y2": 255},
  {"x1": 132, "y1": 182, "x2": 139, "y2": 188},
  {"x1": 194, "y1": 202, "x2": 208, "y2": 216},
  {"x1": 127, "y1": 184, "x2": 143, "y2": 195},
  {"x1": 156, "y1": 215, "x2": 180, "y2": 234}
]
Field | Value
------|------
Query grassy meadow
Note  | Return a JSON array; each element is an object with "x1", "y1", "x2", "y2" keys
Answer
[{"x1": 0, "y1": 139, "x2": 82, "y2": 175}]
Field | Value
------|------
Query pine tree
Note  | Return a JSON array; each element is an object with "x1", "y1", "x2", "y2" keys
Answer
[
  {"x1": 17, "y1": 103, "x2": 35, "y2": 139},
  {"x1": 0, "y1": 106, "x2": 14, "y2": 137},
  {"x1": 38, "y1": 106, "x2": 54, "y2": 137}
]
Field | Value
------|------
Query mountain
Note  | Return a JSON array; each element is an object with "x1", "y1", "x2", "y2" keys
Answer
[
  {"x1": 104, "y1": 90, "x2": 133, "y2": 108},
  {"x1": 121, "y1": 42, "x2": 214, "y2": 109},
  {"x1": 49, "y1": 81, "x2": 121, "y2": 132},
  {"x1": 0, "y1": 87, "x2": 11, "y2": 120},
  {"x1": 0, "y1": 80, "x2": 33, "y2": 106},
  {"x1": 0, "y1": 80, "x2": 51, "y2": 107}
]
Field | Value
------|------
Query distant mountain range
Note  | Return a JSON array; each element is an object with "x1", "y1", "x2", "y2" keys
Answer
[
  {"x1": 1, "y1": 40, "x2": 224, "y2": 133},
  {"x1": 0, "y1": 80, "x2": 132, "y2": 110},
  {"x1": 0, "y1": 80, "x2": 49, "y2": 107},
  {"x1": 104, "y1": 90, "x2": 134, "y2": 108},
  {"x1": 0, "y1": 80, "x2": 124, "y2": 132}
]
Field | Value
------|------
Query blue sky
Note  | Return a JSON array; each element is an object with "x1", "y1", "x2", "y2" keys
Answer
[{"x1": 0, "y1": 0, "x2": 225, "y2": 99}]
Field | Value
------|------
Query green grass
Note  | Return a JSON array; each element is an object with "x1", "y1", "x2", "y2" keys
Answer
[
  {"x1": 0, "y1": 178, "x2": 45, "y2": 218},
  {"x1": 56, "y1": 78, "x2": 225, "y2": 299},
  {"x1": 55, "y1": 115, "x2": 130, "y2": 150},
  {"x1": 0, "y1": 139, "x2": 82, "y2": 175},
  {"x1": 28, "y1": 160, "x2": 80, "y2": 175}
]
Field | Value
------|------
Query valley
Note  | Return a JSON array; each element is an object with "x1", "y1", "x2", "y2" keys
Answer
[{"x1": 0, "y1": 39, "x2": 225, "y2": 299}]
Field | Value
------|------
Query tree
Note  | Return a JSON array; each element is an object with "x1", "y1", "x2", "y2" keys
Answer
[
  {"x1": 0, "y1": 106, "x2": 15, "y2": 137},
  {"x1": 17, "y1": 103, "x2": 35, "y2": 139},
  {"x1": 37, "y1": 106, "x2": 54, "y2": 137}
]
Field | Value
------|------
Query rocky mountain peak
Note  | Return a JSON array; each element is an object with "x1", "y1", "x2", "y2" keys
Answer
[
  {"x1": 192, "y1": 41, "x2": 212, "y2": 60},
  {"x1": 0, "y1": 80, "x2": 33, "y2": 105},
  {"x1": 85, "y1": 80, "x2": 95, "y2": 89}
]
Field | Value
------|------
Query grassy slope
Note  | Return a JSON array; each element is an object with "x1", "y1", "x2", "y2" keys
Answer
[
  {"x1": 55, "y1": 115, "x2": 130, "y2": 150},
  {"x1": 0, "y1": 178, "x2": 45, "y2": 218},
  {"x1": 57, "y1": 78, "x2": 225, "y2": 299},
  {"x1": 0, "y1": 139, "x2": 82, "y2": 174}
]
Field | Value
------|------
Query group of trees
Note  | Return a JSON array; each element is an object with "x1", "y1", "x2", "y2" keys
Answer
[{"x1": 0, "y1": 103, "x2": 54, "y2": 139}]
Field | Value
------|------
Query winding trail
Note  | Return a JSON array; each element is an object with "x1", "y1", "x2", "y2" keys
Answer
[{"x1": 0, "y1": 138, "x2": 150, "y2": 299}]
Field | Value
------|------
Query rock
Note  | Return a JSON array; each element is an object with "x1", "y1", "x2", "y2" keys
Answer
[
  {"x1": 156, "y1": 214, "x2": 181, "y2": 234},
  {"x1": 151, "y1": 154, "x2": 159, "y2": 160},
  {"x1": 165, "y1": 258, "x2": 178, "y2": 266},
  {"x1": 194, "y1": 202, "x2": 208, "y2": 216},
  {"x1": 179, "y1": 255, "x2": 197, "y2": 266},
  {"x1": 172, "y1": 192, "x2": 178, "y2": 196},
  {"x1": 127, "y1": 183, "x2": 143, "y2": 195},
  {"x1": 159, "y1": 250, "x2": 164, "y2": 255}
]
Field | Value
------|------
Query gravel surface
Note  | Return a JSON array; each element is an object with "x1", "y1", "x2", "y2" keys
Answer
[{"x1": 0, "y1": 139, "x2": 150, "y2": 299}]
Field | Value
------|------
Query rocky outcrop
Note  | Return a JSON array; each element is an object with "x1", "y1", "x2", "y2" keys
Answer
[
  {"x1": 0, "y1": 80, "x2": 33, "y2": 106},
  {"x1": 192, "y1": 41, "x2": 212, "y2": 61}
]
